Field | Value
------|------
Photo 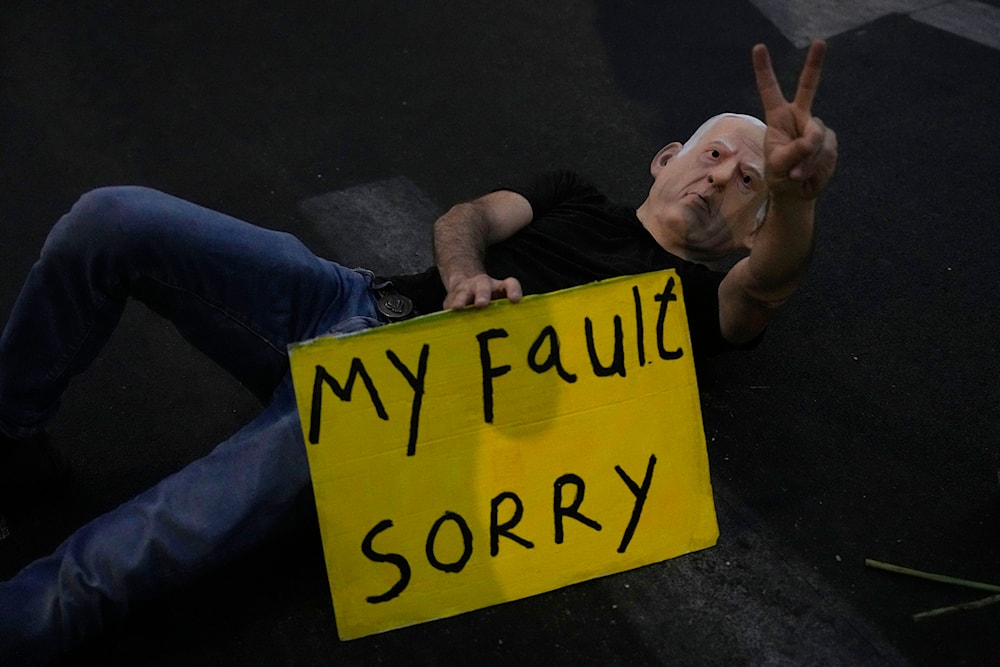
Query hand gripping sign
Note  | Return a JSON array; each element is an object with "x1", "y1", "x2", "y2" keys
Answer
[{"x1": 288, "y1": 269, "x2": 718, "y2": 639}]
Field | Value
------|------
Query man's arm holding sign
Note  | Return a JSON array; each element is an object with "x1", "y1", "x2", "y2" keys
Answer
[
  {"x1": 719, "y1": 41, "x2": 838, "y2": 344},
  {"x1": 433, "y1": 42, "x2": 838, "y2": 353},
  {"x1": 433, "y1": 190, "x2": 532, "y2": 309}
]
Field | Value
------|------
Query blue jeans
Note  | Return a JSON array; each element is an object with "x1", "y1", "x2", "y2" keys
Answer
[{"x1": 0, "y1": 187, "x2": 384, "y2": 664}]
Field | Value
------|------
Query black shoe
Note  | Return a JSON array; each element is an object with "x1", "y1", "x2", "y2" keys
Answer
[{"x1": 0, "y1": 432, "x2": 71, "y2": 509}]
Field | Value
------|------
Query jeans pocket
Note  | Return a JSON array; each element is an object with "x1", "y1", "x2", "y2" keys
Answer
[{"x1": 327, "y1": 315, "x2": 383, "y2": 337}]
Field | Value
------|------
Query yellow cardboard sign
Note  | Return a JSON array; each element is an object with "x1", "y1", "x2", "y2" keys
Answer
[{"x1": 288, "y1": 269, "x2": 718, "y2": 639}]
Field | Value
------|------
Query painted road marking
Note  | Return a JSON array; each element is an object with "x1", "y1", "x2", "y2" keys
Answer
[{"x1": 750, "y1": 0, "x2": 1000, "y2": 50}]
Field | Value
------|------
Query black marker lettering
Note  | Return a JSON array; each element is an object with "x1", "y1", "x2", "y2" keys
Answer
[
  {"x1": 361, "y1": 519, "x2": 411, "y2": 604},
  {"x1": 614, "y1": 454, "x2": 657, "y2": 553},
  {"x1": 490, "y1": 491, "x2": 535, "y2": 556},
  {"x1": 425, "y1": 511, "x2": 473, "y2": 573},
  {"x1": 385, "y1": 344, "x2": 430, "y2": 456},
  {"x1": 477, "y1": 328, "x2": 511, "y2": 423},
  {"x1": 584, "y1": 315, "x2": 626, "y2": 377},
  {"x1": 553, "y1": 473, "x2": 603, "y2": 543},
  {"x1": 527, "y1": 325, "x2": 577, "y2": 383},
  {"x1": 654, "y1": 278, "x2": 684, "y2": 360},
  {"x1": 632, "y1": 285, "x2": 646, "y2": 367},
  {"x1": 309, "y1": 361, "x2": 387, "y2": 444}
]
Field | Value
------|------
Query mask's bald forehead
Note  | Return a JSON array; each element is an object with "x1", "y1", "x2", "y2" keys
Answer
[
  {"x1": 676, "y1": 112, "x2": 765, "y2": 158},
  {"x1": 709, "y1": 116, "x2": 765, "y2": 152}
]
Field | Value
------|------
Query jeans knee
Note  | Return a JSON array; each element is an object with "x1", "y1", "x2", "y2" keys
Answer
[
  {"x1": 45, "y1": 186, "x2": 161, "y2": 259},
  {"x1": 71, "y1": 186, "x2": 155, "y2": 234}
]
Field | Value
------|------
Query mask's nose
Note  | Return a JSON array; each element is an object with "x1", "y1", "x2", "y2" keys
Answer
[{"x1": 707, "y1": 161, "x2": 737, "y2": 189}]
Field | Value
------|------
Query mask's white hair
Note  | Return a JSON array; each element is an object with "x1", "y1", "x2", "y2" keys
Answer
[{"x1": 676, "y1": 112, "x2": 769, "y2": 230}]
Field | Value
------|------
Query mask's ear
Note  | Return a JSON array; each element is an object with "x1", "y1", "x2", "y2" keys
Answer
[{"x1": 650, "y1": 142, "x2": 683, "y2": 177}]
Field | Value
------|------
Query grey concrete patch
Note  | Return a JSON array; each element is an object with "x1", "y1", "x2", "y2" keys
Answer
[
  {"x1": 911, "y1": 0, "x2": 1000, "y2": 50},
  {"x1": 299, "y1": 177, "x2": 439, "y2": 276},
  {"x1": 750, "y1": 0, "x2": 942, "y2": 46}
]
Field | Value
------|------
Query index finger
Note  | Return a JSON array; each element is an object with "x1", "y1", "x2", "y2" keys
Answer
[
  {"x1": 792, "y1": 39, "x2": 827, "y2": 112},
  {"x1": 752, "y1": 43, "x2": 786, "y2": 114}
]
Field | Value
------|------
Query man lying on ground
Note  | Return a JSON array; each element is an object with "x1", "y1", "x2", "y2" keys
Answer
[{"x1": 0, "y1": 41, "x2": 836, "y2": 664}]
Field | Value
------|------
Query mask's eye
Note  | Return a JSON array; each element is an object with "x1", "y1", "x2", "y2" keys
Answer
[
  {"x1": 743, "y1": 175, "x2": 753, "y2": 185},
  {"x1": 710, "y1": 149, "x2": 720, "y2": 158}
]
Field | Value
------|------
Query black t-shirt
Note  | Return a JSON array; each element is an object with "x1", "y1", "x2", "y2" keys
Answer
[{"x1": 391, "y1": 170, "x2": 759, "y2": 359}]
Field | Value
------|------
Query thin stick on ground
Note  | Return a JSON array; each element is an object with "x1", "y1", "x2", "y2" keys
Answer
[
  {"x1": 865, "y1": 559, "x2": 1000, "y2": 593},
  {"x1": 913, "y1": 592, "x2": 1000, "y2": 621}
]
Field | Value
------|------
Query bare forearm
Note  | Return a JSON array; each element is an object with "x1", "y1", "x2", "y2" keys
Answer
[
  {"x1": 433, "y1": 202, "x2": 492, "y2": 293},
  {"x1": 744, "y1": 196, "x2": 815, "y2": 304},
  {"x1": 719, "y1": 197, "x2": 816, "y2": 344},
  {"x1": 432, "y1": 191, "x2": 532, "y2": 309}
]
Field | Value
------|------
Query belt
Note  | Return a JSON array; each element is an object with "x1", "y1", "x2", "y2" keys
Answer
[{"x1": 372, "y1": 282, "x2": 418, "y2": 322}]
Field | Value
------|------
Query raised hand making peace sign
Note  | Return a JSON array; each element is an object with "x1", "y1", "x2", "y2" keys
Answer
[{"x1": 752, "y1": 40, "x2": 838, "y2": 201}]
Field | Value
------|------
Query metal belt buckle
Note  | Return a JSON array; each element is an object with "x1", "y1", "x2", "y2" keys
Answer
[{"x1": 377, "y1": 292, "x2": 414, "y2": 321}]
